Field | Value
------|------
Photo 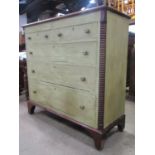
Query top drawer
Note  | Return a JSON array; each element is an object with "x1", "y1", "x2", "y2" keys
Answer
[
  {"x1": 24, "y1": 11, "x2": 100, "y2": 34},
  {"x1": 25, "y1": 22, "x2": 99, "y2": 44}
]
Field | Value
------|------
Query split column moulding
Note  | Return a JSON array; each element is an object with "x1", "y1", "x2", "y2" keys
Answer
[{"x1": 23, "y1": 1, "x2": 130, "y2": 150}]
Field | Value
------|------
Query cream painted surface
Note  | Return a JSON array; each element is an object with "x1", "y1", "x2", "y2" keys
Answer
[
  {"x1": 25, "y1": 9, "x2": 129, "y2": 129},
  {"x1": 29, "y1": 79, "x2": 97, "y2": 128},
  {"x1": 27, "y1": 42, "x2": 98, "y2": 66},
  {"x1": 25, "y1": 22, "x2": 99, "y2": 44},
  {"x1": 24, "y1": 12, "x2": 100, "y2": 34},
  {"x1": 25, "y1": 22, "x2": 52, "y2": 34},
  {"x1": 104, "y1": 11, "x2": 129, "y2": 128},
  {"x1": 25, "y1": 10, "x2": 101, "y2": 129},
  {"x1": 27, "y1": 61, "x2": 97, "y2": 92},
  {"x1": 26, "y1": 23, "x2": 99, "y2": 45},
  {"x1": 28, "y1": 79, "x2": 48, "y2": 106}
]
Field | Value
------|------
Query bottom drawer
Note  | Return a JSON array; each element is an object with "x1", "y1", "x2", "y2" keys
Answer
[{"x1": 29, "y1": 79, "x2": 97, "y2": 128}]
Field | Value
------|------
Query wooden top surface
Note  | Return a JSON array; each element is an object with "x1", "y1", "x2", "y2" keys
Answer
[{"x1": 23, "y1": 6, "x2": 130, "y2": 28}]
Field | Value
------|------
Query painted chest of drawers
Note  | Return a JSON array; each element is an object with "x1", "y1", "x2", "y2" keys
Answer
[{"x1": 24, "y1": 6, "x2": 129, "y2": 150}]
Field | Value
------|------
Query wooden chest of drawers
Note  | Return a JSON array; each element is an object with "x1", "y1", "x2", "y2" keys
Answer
[{"x1": 24, "y1": 6, "x2": 129, "y2": 150}]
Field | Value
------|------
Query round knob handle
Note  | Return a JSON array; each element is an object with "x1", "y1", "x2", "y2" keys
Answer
[
  {"x1": 58, "y1": 33, "x2": 62, "y2": 37},
  {"x1": 85, "y1": 29, "x2": 90, "y2": 34},
  {"x1": 80, "y1": 105, "x2": 85, "y2": 110},
  {"x1": 29, "y1": 51, "x2": 33, "y2": 55},
  {"x1": 33, "y1": 90, "x2": 37, "y2": 94},
  {"x1": 80, "y1": 77, "x2": 86, "y2": 82},
  {"x1": 28, "y1": 37, "x2": 31, "y2": 40},
  {"x1": 83, "y1": 51, "x2": 89, "y2": 56},
  {"x1": 31, "y1": 70, "x2": 35, "y2": 73},
  {"x1": 45, "y1": 35, "x2": 48, "y2": 39}
]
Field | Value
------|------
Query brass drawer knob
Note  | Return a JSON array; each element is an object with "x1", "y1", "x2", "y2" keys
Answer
[
  {"x1": 31, "y1": 70, "x2": 35, "y2": 73},
  {"x1": 85, "y1": 29, "x2": 90, "y2": 34},
  {"x1": 33, "y1": 90, "x2": 37, "y2": 94},
  {"x1": 80, "y1": 105, "x2": 85, "y2": 110},
  {"x1": 83, "y1": 51, "x2": 89, "y2": 56},
  {"x1": 45, "y1": 35, "x2": 48, "y2": 39},
  {"x1": 80, "y1": 77, "x2": 86, "y2": 82},
  {"x1": 29, "y1": 51, "x2": 33, "y2": 55},
  {"x1": 28, "y1": 37, "x2": 31, "y2": 40},
  {"x1": 58, "y1": 33, "x2": 63, "y2": 37}
]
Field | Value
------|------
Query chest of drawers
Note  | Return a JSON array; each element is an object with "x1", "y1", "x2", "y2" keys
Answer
[{"x1": 24, "y1": 6, "x2": 129, "y2": 150}]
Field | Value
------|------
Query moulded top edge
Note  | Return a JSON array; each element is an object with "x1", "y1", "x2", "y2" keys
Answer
[{"x1": 23, "y1": 6, "x2": 130, "y2": 28}]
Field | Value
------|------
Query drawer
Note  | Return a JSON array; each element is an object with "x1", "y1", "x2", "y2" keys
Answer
[
  {"x1": 24, "y1": 22, "x2": 52, "y2": 34},
  {"x1": 27, "y1": 42, "x2": 99, "y2": 66},
  {"x1": 24, "y1": 11, "x2": 100, "y2": 34},
  {"x1": 28, "y1": 79, "x2": 97, "y2": 128},
  {"x1": 28, "y1": 80, "x2": 48, "y2": 106},
  {"x1": 25, "y1": 22, "x2": 99, "y2": 44},
  {"x1": 27, "y1": 62, "x2": 97, "y2": 92}
]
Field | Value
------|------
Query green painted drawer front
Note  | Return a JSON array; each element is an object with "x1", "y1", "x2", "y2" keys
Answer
[
  {"x1": 26, "y1": 22, "x2": 99, "y2": 44},
  {"x1": 29, "y1": 80, "x2": 48, "y2": 106},
  {"x1": 27, "y1": 62, "x2": 97, "y2": 92},
  {"x1": 24, "y1": 11, "x2": 100, "y2": 34},
  {"x1": 27, "y1": 42, "x2": 98, "y2": 66},
  {"x1": 28, "y1": 79, "x2": 97, "y2": 128}
]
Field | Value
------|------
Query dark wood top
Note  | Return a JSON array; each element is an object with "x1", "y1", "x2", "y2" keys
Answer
[{"x1": 23, "y1": 6, "x2": 130, "y2": 28}]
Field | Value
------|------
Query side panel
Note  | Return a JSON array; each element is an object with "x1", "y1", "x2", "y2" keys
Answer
[{"x1": 104, "y1": 11, "x2": 129, "y2": 128}]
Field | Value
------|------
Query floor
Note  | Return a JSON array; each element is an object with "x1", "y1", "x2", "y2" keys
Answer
[{"x1": 19, "y1": 95, "x2": 135, "y2": 155}]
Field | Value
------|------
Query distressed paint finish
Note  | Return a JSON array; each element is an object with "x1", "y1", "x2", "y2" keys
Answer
[
  {"x1": 24, "y1": 12, "x2": 100, "y2": 34},
  {"x1": 25, "y1": 10, "x2": 101, "y2": 128},
  {"x1": 29, "y1": 78, "x2": 98, "y2": 128},
  {"x1": 25, "y1": 7, "x2": 129, "y2": 130},
  {"x1": 25, "y1": 22, "x2": 99, "y2": 44},
  {"x1": 104, "y1": 11, "x2": 129, "y2": 128},
  {"x1": 27, "y1": 61, "x2": 98, "y2": 92},
  {"x1": 27, "y1": 41, "x2": 99, "y2": 66}
]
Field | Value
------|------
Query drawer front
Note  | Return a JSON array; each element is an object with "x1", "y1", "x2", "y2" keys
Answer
[
  {"x1": 29, "y1": 80, "x2": 48, "y2": 106},
  {"x1": 24, "y1": 11, "x2": 100, "y2": 34},
  {"x1": 27, "y1": 42, "x2": 99, "y2": 66},
  {"x1": 25, "y1": 22, "x2": 52, "y2": 34},
  {"x1": 28, "y1": 79, "x2": 97, "y2": 128},
  {"x1": 27, "y1": 62, "x2": 97, "y2": 92},
  {"x1": 25, "y1": 22, "x2": 99, "y2": 44}
]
